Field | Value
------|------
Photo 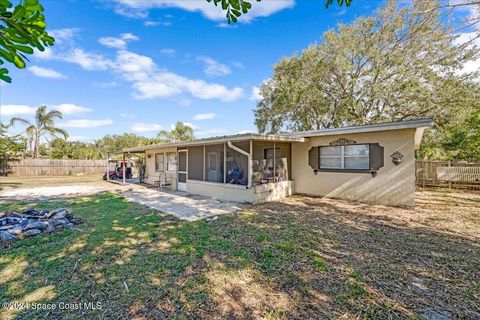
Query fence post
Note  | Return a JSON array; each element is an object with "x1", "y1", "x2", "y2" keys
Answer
[{"x1": 448, "y1": 160, "x2": 452, "y2": 189}]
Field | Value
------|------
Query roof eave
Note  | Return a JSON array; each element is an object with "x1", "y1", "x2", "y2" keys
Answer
[
  {"x1": 122, "y1": 134, "x2": 305, "y2": 153},
  {"x1": 286, "y1": 118, "x2": 434, "y2": 138}
]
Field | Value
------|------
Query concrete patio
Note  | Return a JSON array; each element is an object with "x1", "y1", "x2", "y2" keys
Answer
[{"x1": 121, "y1": 187, "x2": 249, "y2": 221}]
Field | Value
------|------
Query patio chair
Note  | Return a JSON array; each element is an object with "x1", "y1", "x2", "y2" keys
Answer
[{"x1": 154, "y1": 173, "x2": 172, "y2": 190}]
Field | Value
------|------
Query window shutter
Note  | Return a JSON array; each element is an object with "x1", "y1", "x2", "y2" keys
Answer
[
  {"x1": 308, "y1": 147, "x2": 319, "y2": 170},
  {"x1": 369, "y1": 143, "x2": 384, "y2": 170}
]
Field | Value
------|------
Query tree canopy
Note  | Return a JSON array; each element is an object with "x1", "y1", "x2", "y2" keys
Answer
[
  {"x1": 0, "y1": 0, "x2": 54, "y2": 82},
  {"x1": 157, "y1": 122, "x2": 195, "y2": 143},
  {"x1": 254, "y1": 0, "x2": 479, "y2": 134},
  {"x1": 9, "y1": 105, "x2": 68, "y2": 158}
]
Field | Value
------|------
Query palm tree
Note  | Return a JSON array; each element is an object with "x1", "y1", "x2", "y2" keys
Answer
[
  {"x1": 9, "y1": 105, "x2": 68, "y2": 158},
  {"x1": 157, "y1": 121, "x2": 195, "y2": 142}
]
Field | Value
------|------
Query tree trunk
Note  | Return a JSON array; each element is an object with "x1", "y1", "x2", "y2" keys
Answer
[{"x1": 34, "y1": 133, "x2": 40, "y2": 159}]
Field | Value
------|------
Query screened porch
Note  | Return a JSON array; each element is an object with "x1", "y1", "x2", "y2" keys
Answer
[{"x1": 185, "y1": 140, "x2": 292, "y2": 188}]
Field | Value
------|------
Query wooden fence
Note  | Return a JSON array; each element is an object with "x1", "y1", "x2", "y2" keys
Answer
[
  {"x1": 9, "y1": 159, "x2": 108, "y2": 176},
  {"x1": 416, "y1": 160, "x2": 480, "y2": 189}
]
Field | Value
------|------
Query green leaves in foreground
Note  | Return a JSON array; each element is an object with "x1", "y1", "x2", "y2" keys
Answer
[
  {"x1": 0, "y1": 0, "x2": 54, "y2": 82},
  {"x1": 207, "y1": 0, "x2": 353, "y2": 24}
]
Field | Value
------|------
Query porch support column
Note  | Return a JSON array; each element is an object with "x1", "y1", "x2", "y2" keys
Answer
[
  {"x1": 249, "y1": 140, "x2": 253, "y2": 188},
  {"x1": 106, "y1": 152, "x2": 110, "y2": 181},
  {"x1": 122, "y1": 152, "x2": 126, "y2": 184},
  {"x1": 223, "y1": 143, "x2": 227, "y2": 183},
  {"x1": 227, "y1": 140, "x2": 252, "y2": 188},
  {"x1": 273, "y1": 142, "x2": 276, "y2": 182},
  {"x1": 203, "y1": 145, "x2": 206, "y2": 181}
]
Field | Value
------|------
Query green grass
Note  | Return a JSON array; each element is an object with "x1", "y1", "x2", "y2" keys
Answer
[{"x1": 0, "y1": 192, "x2": 479, "y2": 319}]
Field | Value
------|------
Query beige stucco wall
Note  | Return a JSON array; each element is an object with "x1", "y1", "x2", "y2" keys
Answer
[
  {"x1": 144, "y1": 147, "x2": 178, "y2": 187},
  {"x1": 186, "y1": 180, "x2": 294, "y2": 204},
  {"x1": 291, "y1": 129, "x2": 417, "y2": 206},
  {"x1": 186, "y1": 180, "x2": 253, "y2": 203},
  {"x1": 252, "y1": 181, "x2": 294, "y2": 204}
]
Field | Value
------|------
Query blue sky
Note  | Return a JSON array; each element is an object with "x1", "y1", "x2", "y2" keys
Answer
[{"x1": 0, "y1": 0, "x2": 419, "y2": 141}]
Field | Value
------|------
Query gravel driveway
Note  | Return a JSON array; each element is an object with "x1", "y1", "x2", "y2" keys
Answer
[{"x1": 0, "y1": 182, "x2": 128, "y2": 202}]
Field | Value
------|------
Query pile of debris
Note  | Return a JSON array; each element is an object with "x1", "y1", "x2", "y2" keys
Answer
[{"x1": 0, "y1": 208, "x2": 81, "y2": 241}]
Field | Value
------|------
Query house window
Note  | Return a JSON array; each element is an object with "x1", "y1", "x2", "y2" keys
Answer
[
  {"x1": 264, "y1": 148, "x2": 281, "y2": 159},
  {"x1": 166, "y1": 152, "x2": 176, "y2": 172},
  {"x1": 319, "y1": 144, "x2": 370, "y2": 170},
  {"x1": 155, "y1": 153, "x2": 164, "y2": 172}
]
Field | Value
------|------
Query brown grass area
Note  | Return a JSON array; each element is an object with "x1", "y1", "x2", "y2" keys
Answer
[
  {"x1": 0, "y1": 175, "x2": 103, "y2": 190},
  {"x1": 0, "y1": 188, "x2": 478, "y2": 319}
]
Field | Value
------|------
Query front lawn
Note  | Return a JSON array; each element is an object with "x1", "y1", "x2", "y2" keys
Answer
[{"x1": 0, "y1": 190, "x2": 479, "y2": 319}]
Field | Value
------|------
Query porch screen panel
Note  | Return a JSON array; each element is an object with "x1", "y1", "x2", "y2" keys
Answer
[
  {"x1": 226, "y1": 145, "x2": 248, "y2": 185},
  {"x1": 205, "y1": 144, "x2": 224, "y2": 183},
  {"x1": 187, "y1": 146, "x2": 203, "y2": 180}
]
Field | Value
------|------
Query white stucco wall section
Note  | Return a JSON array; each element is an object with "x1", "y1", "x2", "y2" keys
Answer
[
  {"x1": 144, "y1": 147, "x2": 178, "y2": 186},
  {"x1": 292, "y1": 128, "x2": 417, "y2": 206}
]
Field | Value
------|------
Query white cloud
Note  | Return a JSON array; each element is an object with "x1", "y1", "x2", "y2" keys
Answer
[
  {"x1": 144, "y1": 20, "x2": 160, "y2": 26},
  {"x1": 28, "y1": 66, "x2": 67, "y2": 79},
  {"x1": 113, "y1": 0, "x2": 295, "y2": 23},
  {"x1": 51, "y1": 103, "x2": 92, "y2": 115},
  {"x1": 193, "y1": 113, "x2": 216, "y2": 120},
  {"x1": 160, "y1": 48, "x2": 176, "y2": 57},
  {"x1": 132, "y1": 123, "x2": 163, "y2": 132},
  {"x1": 115, "y1": 50, "x2": 156, "y2": 79},
  {"x1": 99, "y1": 37, "x2": 127, "y2": 49},
  {"x1": 98, "y1": 33, "x2": 139, "y2": 49},
  {"x1": 113, "y1": 4, "x2": 148, "y2": 18},
  {"x1": 1, "y1": 104, "x2": 37, "y2": 116},
  {"x1": 132, "y1": 72, "x2": 243, "y2": 101},
  {"x1": 36, "y1": 36, "x2": 243, "y2": 101},
  {"x1": 197, "y1": 56, "x2": 231, "y2": 76},
  {"x1": 92, "y1": 81, "x2": 119, "y2": 88},
  {"x1": 121, "y1": 33, "x2": 139, "y2": 41},
  {"x1": 60, "y1": 119, "x2": 113, "y2": 128},
  {"x1": 249, "y1": 86, "x2": 263, "y2": 101},
  {"x1": 34, "y1": 47, "x2": 55, "y2": 60},
  {"x1": 49, "y1": 28, "x2": 80, "y2": 43},
  {"x1": 113, "y1": 50, "x2": 243, "y2": 101},
  {"x1": 63, "y1": 48, "x2": 114, "y2": 70}
]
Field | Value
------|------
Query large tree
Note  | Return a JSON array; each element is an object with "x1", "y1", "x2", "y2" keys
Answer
[
  {"x1": 9, "y1": 105, "x2": 68, "y2": 158},
  {"x1": 0, "y1": 0, "x2": 54, "y2": 82},
  {"x1": 157, "y1": 122, "x2": 195, "y2": 143},
  {"x1": 418, "y1": 78, "x2": 480, "y2": 160},
  {"x1": 254, "y1": 0, "x2": 479, "y2": 133}
]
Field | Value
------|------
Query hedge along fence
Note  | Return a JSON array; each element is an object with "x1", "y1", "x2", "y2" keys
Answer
[
  {"x1": 9, "y1": 159, "x2": 108, "y2": 176},
  {"x1": 416, "y1": 160, "x2": 480, "y2": 189}
]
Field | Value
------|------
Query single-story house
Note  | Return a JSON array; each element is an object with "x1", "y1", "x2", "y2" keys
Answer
[{"x1": 122, "y1": 118, "x2": 433, "y2": 206}]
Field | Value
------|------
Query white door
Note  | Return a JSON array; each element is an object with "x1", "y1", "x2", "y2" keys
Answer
[
  {"x1": 177, "y1": 150, "x2": 187, "y2": 191},
  {"x1": 207, "y1": 152, "x2": 217, "y2": 182}
]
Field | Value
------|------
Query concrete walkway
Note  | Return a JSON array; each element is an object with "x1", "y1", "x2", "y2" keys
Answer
[{"x1": 122, "y1": 188, "x2": 248, "y2": 221}]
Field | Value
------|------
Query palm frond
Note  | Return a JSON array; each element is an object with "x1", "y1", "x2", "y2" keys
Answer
[
  {"x1": 45, "y1": 110, "x2": 63, "y2": 120},
  {"x1": 9, "y1": 117, "x2": 32, "y2": 127},
  {"x1": 45, "y1": 126, "x2": 69, "y2": 139}
]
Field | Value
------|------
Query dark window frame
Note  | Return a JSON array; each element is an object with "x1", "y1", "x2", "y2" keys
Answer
[
  {"x1": 263, "y1": 147, "x2": 281, "y2": 160},
  {"x1": 317, "y1": 144, "x2": 372, "y2": 173}
]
